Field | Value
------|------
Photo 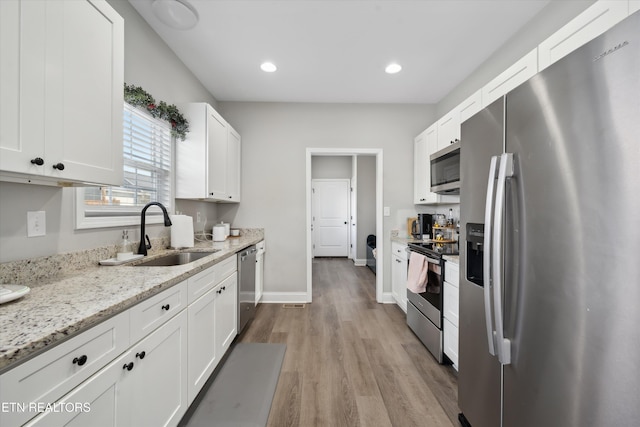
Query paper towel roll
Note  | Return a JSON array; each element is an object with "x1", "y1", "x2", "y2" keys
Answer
[
  {"x1": 170, "y1": 215, "x2": 194, "y2": 248},
  {"x1": 212, "y1": 224, "x2": 226, "y2": 242}
]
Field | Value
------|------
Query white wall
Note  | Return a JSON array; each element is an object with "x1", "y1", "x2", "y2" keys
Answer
[
  {"x1": 0, "y1": 0, "x2": 218, "y2": 263},
  {"x1": 217, "y1": 102, "x2": 435, "y2": 296},
  {"x1": 311, "y1": 156, "x2": 352, "y2": 179}
]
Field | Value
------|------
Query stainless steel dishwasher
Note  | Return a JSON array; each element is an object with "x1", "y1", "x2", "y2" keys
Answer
[{"x1": 237, "y1": 245, "x2": 257, "y2": 333}]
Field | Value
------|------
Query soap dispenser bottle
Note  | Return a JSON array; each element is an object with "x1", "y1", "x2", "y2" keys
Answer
[{"x1": 117, "y1": 230, "x2": 132, "y2": 260}]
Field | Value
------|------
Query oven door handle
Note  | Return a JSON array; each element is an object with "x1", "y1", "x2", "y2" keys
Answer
[
  {"x1": 483, "y1": 156, "x2": 498, "y2": 357},
  {"x1": 407, "y1": 248, "x2": 441, "y2": 265}
]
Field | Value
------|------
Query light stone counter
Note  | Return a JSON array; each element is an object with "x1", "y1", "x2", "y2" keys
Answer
[{"x1": 0, "y1": 229, "x2": 264, "y2": 373}]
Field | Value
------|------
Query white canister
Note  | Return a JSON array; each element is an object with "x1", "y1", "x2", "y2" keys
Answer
[{"x1": 212, "y1": 224, "x2": 226, "y2": 242}]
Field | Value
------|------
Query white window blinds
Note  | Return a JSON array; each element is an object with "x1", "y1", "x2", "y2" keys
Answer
[{"x1": 77, "y1": 103, "x2": 172, "y2": 227}]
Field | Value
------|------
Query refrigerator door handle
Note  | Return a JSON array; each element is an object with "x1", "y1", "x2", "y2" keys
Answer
[
  {"x1": 483, "y1": 156, "x2": 499, "y2": 357},
  {"x1": 493, "y1": 152, "x2": 513, "y2": 365}
]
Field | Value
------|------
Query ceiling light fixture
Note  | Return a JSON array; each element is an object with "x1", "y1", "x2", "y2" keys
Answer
[
  {"x1": 151, "y1": 0, "x2": 199, "y2": 30},
  {"x1": 385, "y1": 63, "x2": 402, "y2": 74},
  {"x1": 260, "y1": 62, "x2": 277, "y2": 73}
]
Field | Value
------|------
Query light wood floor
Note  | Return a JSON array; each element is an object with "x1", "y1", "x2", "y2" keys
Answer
[{"x1": 239, "y1": 258, "x2": 460, "y2": 427}]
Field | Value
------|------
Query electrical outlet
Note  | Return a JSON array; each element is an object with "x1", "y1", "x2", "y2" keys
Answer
[
  {"x1": 384, "y1": 206, "x2": 391, "y2": 216},
  {"x1": 196, "y1": 212, "x2": 201, "y2": 223},
  {"x1": 27, "y1": 211, "x2": 46, "y2": 237}
]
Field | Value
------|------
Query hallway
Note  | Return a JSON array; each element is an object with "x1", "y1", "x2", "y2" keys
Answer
[{"x1": 239, "y1": 258, "x2": 459, "y2": 426}]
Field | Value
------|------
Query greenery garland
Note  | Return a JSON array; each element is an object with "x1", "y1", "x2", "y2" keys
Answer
[{"x1": 124, "y1": 84, "x2": 189, "y2": 141}]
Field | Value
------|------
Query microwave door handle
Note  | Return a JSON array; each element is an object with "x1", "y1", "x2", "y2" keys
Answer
[
  {"x1": 483, "y1": 156, "x2": 498, "y2": 357},
  {"x1": 492, "y1": 153, "x2": 513, "y2": 365}
]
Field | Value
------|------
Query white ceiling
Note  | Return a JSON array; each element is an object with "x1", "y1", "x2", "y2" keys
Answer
[{"x1": 128, "y1": 0, "x2": 550, "y2": 104}]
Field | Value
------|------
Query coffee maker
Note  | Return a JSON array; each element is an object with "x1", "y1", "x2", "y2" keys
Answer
[{"x1": 411, "y1": 213, "x2": 433, "y2": 240}]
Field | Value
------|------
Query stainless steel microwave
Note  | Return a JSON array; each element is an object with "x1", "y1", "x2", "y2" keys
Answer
[{"x1": 430, "y1": 141, "x2": 460, "y2": 194}]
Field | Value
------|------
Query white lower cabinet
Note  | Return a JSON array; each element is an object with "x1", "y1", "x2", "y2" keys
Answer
[
  {"x1": 129, "y1": 310, "x2": 188, "y2": 427},
  {"x1": 255, "y1": 240, "x2": 265, "y2": 304},
  {"x1": 443, "y1": 261, "x2": 460, "y2": 370},
  {"x1": 391, "y1": 242, "x2": 408, "y2": 313},
  {"x1": 1, "y1": 257, "x2": 241, "y2": 427}
]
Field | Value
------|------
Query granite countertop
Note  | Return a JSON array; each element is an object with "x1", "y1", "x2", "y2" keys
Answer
[{"x1": 0, "y1": 230, "x2": 264, "y2": 373}]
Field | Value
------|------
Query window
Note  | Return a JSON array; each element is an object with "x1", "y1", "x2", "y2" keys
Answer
[{"x1": 75, "y1": 103, "x2": 172, "y2": 229}]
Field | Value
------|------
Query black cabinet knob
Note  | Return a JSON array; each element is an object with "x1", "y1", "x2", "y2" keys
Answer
[
  {"x1": 72, "y1": 355, "x2": 88, "y2": 366},
  {"x1": 136, "y1": 351, "x2": 146, "y2": 359},
  {"x1": 161, "y1": 304, "x2": 170, "y2": 311},
  {"x1": 52, "y1": 163, "x2": 65, "y2": 170},
  {"x1": 30, "y1": 157, "x2": 44, "y2": 166},
  {"x1": 122, "y1": 362, "x2": 134, "y2": 371}
]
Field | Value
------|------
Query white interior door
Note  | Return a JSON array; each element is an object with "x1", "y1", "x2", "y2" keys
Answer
[{"x1": 312, "y1": 179, "x2": 350, "y2": 257}]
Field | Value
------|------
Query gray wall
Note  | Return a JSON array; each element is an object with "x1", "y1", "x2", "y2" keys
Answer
[
  {"x1": 356, "y1": 155, "x2": 376, "y2": 261},
  {"x1": 217, "y1": 102, "x2": 435, "y2": 296},
  {"x1": 0, "y1": 0, "x2": 218, "y2": 262},
  {"x1": 436, "y1": 0, "x2": 596, "y2": 116},
  {"x1": 311, "y1": 156, "x2": 352, "y2": 179}
]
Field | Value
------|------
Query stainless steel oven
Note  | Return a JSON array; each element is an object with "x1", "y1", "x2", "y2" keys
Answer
[{"x1": 406, "y1": 241, "x2": 457, "y2": 363}]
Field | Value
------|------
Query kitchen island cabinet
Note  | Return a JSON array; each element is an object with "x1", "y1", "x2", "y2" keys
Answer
[{"x1": 0, "y1": 0, "x2": 124, "y2": 187}]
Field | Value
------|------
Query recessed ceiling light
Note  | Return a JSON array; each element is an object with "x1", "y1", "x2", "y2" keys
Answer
[
  {"x1": 385, "y1": 63, "x2": 402, "y2": 74},
  {"x1": 152, "y1": 0, "x2": 199, "y2": 30},
  {"x1": 260, "y1": 62, "x2": 277, "y2": 73}
]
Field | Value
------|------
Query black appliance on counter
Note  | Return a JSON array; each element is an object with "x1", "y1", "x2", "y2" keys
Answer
[
  {"x1": 411, "y1": 213, "x2": 434, "y2": 239},
  {"x1": 406, "y1": 240, "x2": 458, "y2": 363}
]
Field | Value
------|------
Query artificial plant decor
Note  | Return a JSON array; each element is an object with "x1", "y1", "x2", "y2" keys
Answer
[{"x1": 123, "y1": 83, "x2": 189, "y2": 140}]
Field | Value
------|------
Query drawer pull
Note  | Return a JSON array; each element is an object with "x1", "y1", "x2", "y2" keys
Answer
[
  {"x1": 136, "y1": 351, "x2": 146, "y2": 360},
  {"x1": 161, "y1": 304, "x2": 170, "y2": 311},
  {"x1": 72, "y1": 355, "x2": 88, "y2": 366},
  {"x1": 123, "y1": 362, "x2": 134, "y2": 371}
]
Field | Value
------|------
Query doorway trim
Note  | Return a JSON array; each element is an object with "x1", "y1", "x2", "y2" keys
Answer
[{"x1": 305, "y1": 148, "x2": 383, "y2": 303}]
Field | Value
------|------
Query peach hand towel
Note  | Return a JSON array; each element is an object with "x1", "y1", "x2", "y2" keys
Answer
[{"x1": 407, "y1": 252, "x2": 428, "y2": 293}]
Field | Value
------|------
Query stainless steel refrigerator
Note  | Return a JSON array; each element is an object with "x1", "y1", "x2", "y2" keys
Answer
[{"x1": 458, "y1": 11, "x2": 640, "y2": 427}]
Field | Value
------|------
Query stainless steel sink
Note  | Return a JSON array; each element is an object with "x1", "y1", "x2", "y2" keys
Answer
[{"x1": 132, "y1": 251, "x2": 218, "y2": 267}]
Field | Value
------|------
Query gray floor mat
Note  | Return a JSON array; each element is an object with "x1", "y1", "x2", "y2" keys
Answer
[{"x1": 185, "y1": 343, "x2": 286, "y2": 427}]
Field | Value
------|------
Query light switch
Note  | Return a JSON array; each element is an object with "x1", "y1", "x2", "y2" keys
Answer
[
  {"x1": 383, "y1": 206, "x2": 391, "y2": 216},
  {"x1": 27, "y1": 211, "x2": 46, "y2": 237}
]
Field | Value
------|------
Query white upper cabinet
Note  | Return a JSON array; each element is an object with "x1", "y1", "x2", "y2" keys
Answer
[
  {"x1": 176, "y1": 103, "x2": 241, "y2": 202},
  {"x1": 631, "y1": 1, "x2": 640, "y2": 14},
  {"x1": 482, "y1": 48, "x2": 538, "y2": 107},
  {"x1": 0, "y1": 0, "x2": 124, "y2": 186},
  {"x1": 458, "y1": 89, "x2": 483, "y2": 124},
  {"x1": 436, "y1": 108, "x2": 460, "y2": 152},
  {"x1": 538, "y1": 1, "x2": 630, "y2": 71}
]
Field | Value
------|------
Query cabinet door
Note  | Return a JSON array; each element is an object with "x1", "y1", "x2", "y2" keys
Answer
[
  {"x1": 25, "y1": 350, "x2": 133, "y2": 427},
  {"x1": 129, "y1": 310, "x2": 188, "y2": 427},
  {"x1": 482, "y1": 48, "x2": 537, "y2": 107},
  {"x1": 187, "y1": 288, "x2": 217, "y2": 405},
  {"x1": 436, "y1": 108, "x2": 460, "y2": 152},
  {"x1": 44, "y1": 0, "x2": 124, "y2": 185},
  {"x1": 0, "y1": 0, "x2": 46, "y2": 176},
  {"x1": 414, "y1": 125, "x2": 437, "y2": 204},
  {"x1": 255, "y1": 252, "x2": 264, "y2": 305},
  {"x1": 443, "y1": 318, "x2": 459, "y2": 369},
  {"x1": 0, "y1": 311, "x2": 130, "y2": 427},
  {"x1": 226, "y1": 126, "x2": 241, "y2": 202},
  {"x1": 538, "y1": 0, "x2": 629, "y2": 71},
  {"x1": 459, "y1": 89, "x2": 483, "y2": 124},
  {"x1": 215, "y1": 273, "x2": 238, "y2": 356},
  {"x1": 207, "y1": 106, "x2": 228, "y2": 199},
  {"x1": 391, "y1": 254, "x2": 407, "y2": 312}
]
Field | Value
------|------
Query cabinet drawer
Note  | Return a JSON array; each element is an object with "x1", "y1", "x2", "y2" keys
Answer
[
  {"x1": 0, "y1": 311, "x2": 129, "y2": 427},
  {"x1": 130, "y1": 281, "x2": 187, "y2": 344},
  {"x1": 443, "y1": 282, "x2": 459, "y2": 327},
  {"x1": 444, "y1": 261, "x2": 459, "y2": 287},
  {"x1": 443, "y1": 318, "x2": 459, "y2": 369},
  {"x1": 391, "y1": 242, "x2": 408, "y2": 261},
  {"x1": 188, "y1": 255, "x2": 237, "y2": 303}
]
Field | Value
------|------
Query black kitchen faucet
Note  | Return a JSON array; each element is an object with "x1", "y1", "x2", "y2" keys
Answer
[{"x1": 137, "y1": 202, "x2": 172, "y2": 256}]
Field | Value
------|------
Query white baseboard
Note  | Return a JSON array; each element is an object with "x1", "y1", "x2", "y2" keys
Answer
[
  {"x1": 353, "y1": 258, "x2": 367, "y2": 267},
  {"x1": 380, "y1": 292, "x2": 396, "y2": 304},
  {"x1": 260, "y1": 292, "x2": 310, "y2": 304}
]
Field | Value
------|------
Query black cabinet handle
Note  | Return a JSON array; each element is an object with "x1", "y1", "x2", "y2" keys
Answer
[
  {"x1": 52, "y1": 163, "x2": 65, "y2": 170},
  {"x1": 72, "y1": 355, "x2": 87, "y2": 366},
  {"x1": 161, "y1": 304, "x2": 170, "y2": 311},
  {"x1": 222, "y1": 286, "x2": 226, "y2": 291},
  {"x1": 122, "y1": 362, "x2": 134, "y2": 371},
  {"x1": 136, "y1": 351, "x2": 146, "y2": 360},
  {"x1": 30, "y1": 157, "x2": 44, "y2": 166}
]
